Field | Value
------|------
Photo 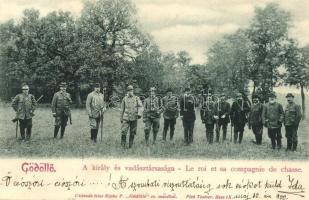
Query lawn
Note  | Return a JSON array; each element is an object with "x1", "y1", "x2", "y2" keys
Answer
[{"x1": 0, "y1": 95, "x2": 308, "y2": 160}]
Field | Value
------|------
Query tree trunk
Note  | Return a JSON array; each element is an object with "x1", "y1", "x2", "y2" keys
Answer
[
  {"x1": 106, "y1": 79, "x2": 113, "y2": 103},
  {"x1": 74, "y1": 82, "x2": 82, "y2": 108},
  {"x1": 252, "y1": 81, "x2": 256, "y2": 100},
  {"x1": 300, "y1": 84, "x2": 305, "y2": 120},
  {"x1": 253, "y1": 81, "x2": 256, "y2": 94}
]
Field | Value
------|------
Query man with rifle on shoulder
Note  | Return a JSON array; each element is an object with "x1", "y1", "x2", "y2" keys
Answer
[
  {"x1": 200, "y1": 89, "x2": 217, "y2": 144},
  {"x1": 216, "y1": 93, "x2": 231, "y2": 142},
  {"x1": 51, "y1": 82, "x2": 72, "y2": 139},
  {"x1": 12, "y1": 83, "x2": 37, "y2": 141},
  {"x1": 230, "y1": 92, "x2": 250, "y2": 144},
  {"x1": 86, "y1": 82, "x2": 106, "y2": 143}
]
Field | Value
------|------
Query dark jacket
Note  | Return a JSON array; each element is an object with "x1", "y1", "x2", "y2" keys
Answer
[
  {"x1": 12, "y1": 93, "x2": 36, "y2": 119},
  {"x1": 262, "y1": 102, "x2": 284, "y2": 129},
  {"x1": 200, "y1": 101, "x2": 217, "y2": 125},
  {"x1": 218, "y1": 101, "x2": 231, "y2": 124},
  {"x1": 51, "y1": 91, "x2": 72, "y2": 116},
  {"x1": 284, "y1": 102, "x2": 302, "y2": 127},
  {"x1": 162, "y1": 95, "x2": 179, "y2": 119},
  {"x1": 180, "y1": 94, "x2": 196, "y2": 122},
  {"x1": 248, "y1": 102, "x2": 264, "y2": 127},
  {"x1": 230, "y1": 99, "x2": 250, "y2": 126},
  {"x1": 143, "y1": 95, "x2": 162, "y2": 119}
]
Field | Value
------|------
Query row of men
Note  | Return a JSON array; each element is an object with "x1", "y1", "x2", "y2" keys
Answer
[{"x1": 11, "y1": 82, "x2": 302, "y2": 151}]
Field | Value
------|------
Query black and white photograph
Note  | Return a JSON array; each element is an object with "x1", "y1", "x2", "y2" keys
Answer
[{"x1": 0, "y1": 0, "x2": 308, "y2": 160}]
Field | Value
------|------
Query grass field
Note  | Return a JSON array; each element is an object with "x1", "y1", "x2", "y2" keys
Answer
[{"x1": 0, "y1": 95, "x2": 308, "y2": 160}]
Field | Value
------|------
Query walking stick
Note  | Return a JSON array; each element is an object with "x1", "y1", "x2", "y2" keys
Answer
[
  {"x1": 16, "y1": 120, "x2": 18, "y2": 138},
  {"x1": 230, "y1": 124, "x2": 233, "y2": 142},
  {"x1": 100, "y1": 111, "x2": 103, "y2": 142}
]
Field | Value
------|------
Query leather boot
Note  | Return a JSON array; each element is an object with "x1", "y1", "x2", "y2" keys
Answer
[
  {"x1": 129, "y1": 134, "x2": 134, "y2": 148},
  {"x1": 54, "y1": 126, "x2": 60, "y2": 138},
  {"x1": 234, "y1": 132, "x2": 238, "y2": 144},
  {"x1": 170, "y1": 129, "x2": 174, "y2": 140},
  {"x1": 121, "y1": 135, "x2": 126, "y2": 148},
  {"x1": 239, "y1": 131, "x2": 243, "y2": 144},
  {"x1": 145, "y1": 131, "x2": 150, "y2": 145},
  {"x1": 292, "y1": 141, "x2": 297, "y2": 151},
  {"x1": 153, "y1": 131, "x2": 157, "y2": 145},
  {"x1": 60, "y1": 126, "x2": 66, "y2": 139},
  {"x1": 90, "y1": 129, "x2": 96, "y2": 141},
  {"x1": 277, "y1": 139, "x2": 282, "y2": 150},
  {"x1": 162, "y1": 130, "x2": 167, "y2": 141},
  {"x1": 94, "y1": 129, "x2": 98, "y2": 143},
  {"x1": 26, "y1": 128, "x2": 32, "y2": 140}
]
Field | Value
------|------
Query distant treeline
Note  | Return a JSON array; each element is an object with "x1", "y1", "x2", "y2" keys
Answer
[{"x1": 0, "y1": 1, "x2": 308, "y2": 117}]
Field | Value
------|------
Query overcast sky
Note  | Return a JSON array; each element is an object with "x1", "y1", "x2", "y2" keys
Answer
[{"x1": 0, "y1": 0, "x2": 309, "y2": 64}]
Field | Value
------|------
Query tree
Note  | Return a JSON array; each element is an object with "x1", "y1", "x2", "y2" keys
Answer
[
  {"x1": 206, "y1": 30, "x2": 252, "y2": 96},
  {"x1": 0, "y1": 9, "x2": 85, "y2": 105},
  {"x1": 78, "y1": 0, "x2": 149, "y2": 99},
  {"x1": 284, "y1": 41, "x2": 309, "y2": 119},
  {"x1": 37, "y1": 11, "x2": 84, "y2": 106},
  {"x1": 247, "y1": 3, "x2": 291, "y2": 98},
  {"x1": 0, "y1": 9, "x2": 42, "y2": 99}
]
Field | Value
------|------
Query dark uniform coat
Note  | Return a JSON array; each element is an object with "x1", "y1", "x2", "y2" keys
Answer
[
  {"x1": 12, "y1": 93, "x2": 36, "y2": 119},
  {"x1": 200, "y1": 101, "x2": 217, "y2": 125},
  {"x1": 162, "y1": 95, "x2": 179, "y2": 119},
  {"x1": 218, "y1": 101, "x2": 230, "y2": 124},
  {"x1": 284, "y1": 102, "x2": 301, "y2": 127},
  {"x1": 248, "y1": 102, "x2": 264, "y2": 127},
  {"x1": 143, "y1": 96, "x2": 162, "y2": 119},
  {"x1": 180, "y1": 94, "x2": 196, "y2": 122},
  {"x1": 230, "y1": 100, "x2": 250, "y2": 127},
  {"x1": 51, "y1": 91, "x2": 72, "y2": 116},
  {"x1": 262, "y1": 102, "x2": 284, "y2": 129}
]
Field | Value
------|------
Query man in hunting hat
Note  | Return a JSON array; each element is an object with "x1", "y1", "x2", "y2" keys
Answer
[
  {"x1": 248, "y1": 95, "x2": 264, "y2": 145},
  {"x1": 143, "y1": 87, "x2": 162, "y2": 145},
  {"x1": 162, "y1": 88, "x2": 179, "y2": 141},
  {"x1": 51, "y1": 82, "x2": 72, "y2": 139},
  {"x1": 180, "y1": 87, "x2": 196, "y2": 145},
  {"x1": 200, "y1": 91, "x2": 217, "y2": 144},
  {"x1": 262, "y1": 91, "x2": 284, "y2": 149},
  {"x1": 230, "y1": 92, "x2": 250, "y2": 144},
  {"x1": 120, "y1": 85, "x2": 143, "y2": 148},
  {"x1": 12, "y1": 83, "x2": 36, "y2": 141},
  {"x1": 86, "y1": 82, "x2": 106, "y2": 143},
  {"x1": 284, "y1": 93, "x2": 302, "y2": 151},
  {"x1": 216, "y1": 93, "x2": 231, "y2": 142}
]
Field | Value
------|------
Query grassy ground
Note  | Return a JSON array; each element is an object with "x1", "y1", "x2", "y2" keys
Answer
[{"x1": 0, "y1": 95, "x2": 308, "y2": 160}]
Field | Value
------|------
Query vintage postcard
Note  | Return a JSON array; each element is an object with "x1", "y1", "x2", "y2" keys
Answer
[{"x1": 0, "y1": 0, "x2": 308, "y2": 199}]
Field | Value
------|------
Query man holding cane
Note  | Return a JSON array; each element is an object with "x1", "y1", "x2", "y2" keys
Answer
[
  {"x1": 86, "y1": 82, "x2": 106, "y2": 143},
  {"x1": 120, "y1": 85, "x2": 143, "y2": 148},
  {"x1": 12, "y1": 83, "x2": 36, "y2": 141},
  {"x1": 51, "y1": 82, "x2": 72, "y2": 139}
]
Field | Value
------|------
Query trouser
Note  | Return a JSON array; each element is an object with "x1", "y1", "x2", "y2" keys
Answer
[
  {"x1": 252, "y1": 125, "x2": 263, "y2": 145},
  {"x1": 234, "y1": 124, "x2": 245, "y2": 144},
  {"x1": 216, "y1": 122, "x2": 228, "y2": 142},
  {"x1": 267, "y1": 128, "x2": 282, "y2": 149},
  {"x1": 183, "y1": 120, "x2": 195, "y2": 145},
  {"x1": 54, "y1": 114, "x2": 69, "y2": 139},
  {"x1": 121, "y1": 120, "x2": 137, "y2": 148},
  {"x1": 206, "y1": 123, "x2": 215, "y2": 144},
  {"x1": 163, "y1": 118, "x2": 176, "y2": 140},
  {"x1": 285, "y1": 125, "x2": 298, "y2": 151},
  {"x1": 144, "y1": 118, "x2": 160, "y2": 145},
  {"x1": 19, "y1": 118, "x2": 32, "y2": 140},
  {"x1": 89, "y1": 117, "x2": 101, "y2": 142}
]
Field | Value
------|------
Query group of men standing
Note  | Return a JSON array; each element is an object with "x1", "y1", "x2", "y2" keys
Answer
[
  {"x1": 12, "y1": 82, "x2": 302, "y2": 152},
  {"x1": 249, "y1": 92, "x2": 302, "y2": 151}
]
